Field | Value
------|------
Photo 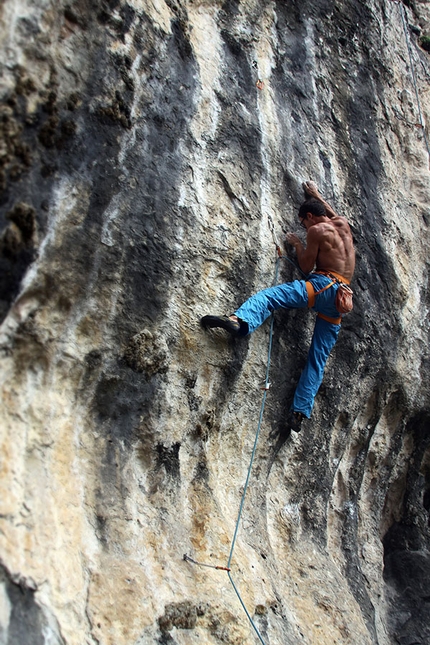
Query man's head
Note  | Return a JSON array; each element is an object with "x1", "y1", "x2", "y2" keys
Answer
[{"x1": 298, "y1": 198, "x2": 326, "y2": 225}]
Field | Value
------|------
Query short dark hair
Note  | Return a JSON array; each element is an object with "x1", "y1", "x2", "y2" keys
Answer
[{"x1": 298, "y1": 198, "x2": 326, "y2": 220}]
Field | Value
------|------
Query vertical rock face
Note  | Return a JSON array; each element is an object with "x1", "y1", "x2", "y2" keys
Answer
[{"x1": 0, "y1": 1, "x2": 429, "y2": 644}]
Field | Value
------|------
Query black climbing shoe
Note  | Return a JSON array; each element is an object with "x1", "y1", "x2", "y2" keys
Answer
[
  {"x1": 287, "y1": 411, "x2": 305, "y2": 433},
  {"x1": 201, "y1": 315, "x2": 241, "y2": 335}
]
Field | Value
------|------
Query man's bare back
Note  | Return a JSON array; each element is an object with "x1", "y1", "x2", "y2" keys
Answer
[
  {"x1": 311, "y1": 218, "x2": 355, "y2": 280},
  {"x1": 286, "y1": 182, "x2": 355, "y2": 281}
]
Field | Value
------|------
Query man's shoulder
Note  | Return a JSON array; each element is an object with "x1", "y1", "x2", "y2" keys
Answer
[
  {"x1": 328, "y1": 215, "x2": 352, "y2": 233},
  {"x1": 309, "y1": 220, "x2": 338, "y2": 236},
  {"x1": 332, "y1": 214, "x2": 350, "y2": 224}
]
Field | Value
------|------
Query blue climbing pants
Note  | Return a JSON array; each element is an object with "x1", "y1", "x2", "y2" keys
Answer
[{"x1": 234, "y1": 274, "x2": 342, "y2": 418}]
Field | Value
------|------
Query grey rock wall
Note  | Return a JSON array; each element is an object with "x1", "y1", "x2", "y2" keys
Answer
[{"x1": 0, "y1": 1, "x2": 429, "y2": 644}]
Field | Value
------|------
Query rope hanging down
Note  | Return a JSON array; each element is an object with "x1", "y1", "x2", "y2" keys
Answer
[
  {"x1": 185, "y1": 243, "x2": 286, "y2": 645},
  {"x1": 225, "y1": 255, "x2": 279, "y2": 645}
]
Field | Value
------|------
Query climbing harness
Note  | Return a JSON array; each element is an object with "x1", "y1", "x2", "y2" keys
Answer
[
  {"x1": 305, "y1": 280, "x2": 342, "y2": 325},
  {"x1": 391, "y1": 0, "x2": 430, "y2": 166},
  {"x1": 305, "y1": 279, "x2": 336, "y2": 308},
  {"x1": 306, "y1": 270, "x2": 353, "y2": 324},
  {"x1": 315, "y1": 270, "x2": 351, "y2": 285}
]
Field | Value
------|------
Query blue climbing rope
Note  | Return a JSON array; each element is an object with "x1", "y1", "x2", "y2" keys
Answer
[
  {"x1": 184, "y1": 250, "x2": 283, "y2": 644},
  {"x1": 185, "y1": 246, "x2": 297, "y2": 643},
  {"x1": 223, "y1": 253, "x2": 283, "y2": 645},
  {"x1": 228, "y1": 572, "x2": 267, "y2": 645},
  {"x1": 227, "y1": 255, "x2": 281, "y2": 570}
]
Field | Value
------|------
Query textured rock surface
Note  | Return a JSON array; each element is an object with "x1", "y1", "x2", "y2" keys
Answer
[{"x1": 0, "y1": 1, "x2": 430, "y2": 644}]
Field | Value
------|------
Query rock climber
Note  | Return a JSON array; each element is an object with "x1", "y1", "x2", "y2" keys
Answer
[{"x1": 201, "y1": 181, "x2": 355, "y2": 433}]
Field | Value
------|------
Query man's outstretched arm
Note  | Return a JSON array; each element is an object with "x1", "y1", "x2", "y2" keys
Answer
[{"x1": 303, "y1": 180, "x2": 339, "y2": 219}]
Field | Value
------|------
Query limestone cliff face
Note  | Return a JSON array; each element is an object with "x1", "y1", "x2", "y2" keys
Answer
[{"x1": 1, "y1": 1, "x2": 429, "y2": 644}]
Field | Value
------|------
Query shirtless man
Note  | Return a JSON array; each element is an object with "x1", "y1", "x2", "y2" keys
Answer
[
  {"x1": 287, "y1": 181, "x2": 355, "y2": 281},
  {"x1": 201, "y1": 181, "x2": 355, "y2": 432}
]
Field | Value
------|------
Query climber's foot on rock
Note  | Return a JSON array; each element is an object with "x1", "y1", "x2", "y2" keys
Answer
[
  {"x1": 286, "y1": 410, "x2": 305, "y2": 433},
  {"x1": 201, "y1": 315, "x2": 241, "y2": 336}
]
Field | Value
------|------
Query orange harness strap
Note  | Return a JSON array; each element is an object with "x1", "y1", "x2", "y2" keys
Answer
[
  {"x1": 305, "y1": 281, "x2": 316, "y2": 308},
  {"x1": 314, "y1": 270, "x2": 351, "y2": 285},
  {"x1": 305, "y1": 280, "x2": 342, "y2": 325},
  {"x1": 306, "y1": 280, "x2": 335, "y2": 308},
  {"x1": 317, "y1": 312, "x2": 342, "y2": 325}
]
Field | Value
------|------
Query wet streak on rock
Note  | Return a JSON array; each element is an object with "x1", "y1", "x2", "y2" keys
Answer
[
  {"x1": 87, "y1": 13, "x2": 198, "y2": 446},
  {"x1": 334, "y1": 28, "x2": 409, "y2": 636},
  {"x1": 0, "y1": 2, "x2": 125, "y2": 321},
  {"x1": 383, "y1": 411, "x2": 430, "y2": 645},
  {"x1": 214, "y1": 32, "x2": 262, "y2": 183},
  {"x1": 118, "y1": 16, "x2": 197, "y2": 328},
  {"x1": 198, "y1": 11, "x2": 267, "y2": 425},
  {"x1": 339, "y1": 401, "x2": 387, "y2": 641},
  {"x1": 0, "y1": 64, "x2": 76, "y2": 321}
]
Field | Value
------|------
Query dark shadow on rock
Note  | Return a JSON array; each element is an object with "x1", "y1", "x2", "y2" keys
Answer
[
  {"x1": 383, "y1": 411, "x2": 430, "y2": 644},
  {"x1": 0, "y1": 565, "x2": 64, "y2": 645}
]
